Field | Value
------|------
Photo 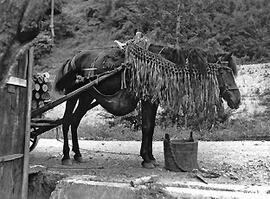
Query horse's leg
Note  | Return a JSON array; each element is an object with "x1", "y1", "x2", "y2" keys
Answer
[
  {"x1": 62, "y1": 97, "x2": 78, "y2": 165},
  {"x1": 140, "y1": 100, "x2": 158, "y2": 169},
  {"x1": 147, "y1": 113, "x2": 159, "y2": 167},
  {"x1": 71, "y1": 93, "x2": 96, "y2": 162}
]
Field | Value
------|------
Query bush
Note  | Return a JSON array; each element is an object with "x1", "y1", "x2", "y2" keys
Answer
[{"x1": 33, "y1": 33, "x2": 54, "y2": 63}]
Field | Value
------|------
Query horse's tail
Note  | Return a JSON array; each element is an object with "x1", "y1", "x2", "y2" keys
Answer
[{"x1": 54, "y1": 56, "x2": 80, "y2": 93}]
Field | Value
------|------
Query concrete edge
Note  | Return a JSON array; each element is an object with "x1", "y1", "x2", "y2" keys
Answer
[
  {"x1": 165, "y1": 186, "x2": 269, "y2": 199},
  {"x1": 49, "y1": 175, "x2": 270, "y2": 199},
  {"x1": 159, "y1": 181, "x2": 270, "y2": 194}
]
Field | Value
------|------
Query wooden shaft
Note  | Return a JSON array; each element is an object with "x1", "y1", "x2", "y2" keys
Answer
[
  {"x1": 22, "y1": 47, "x2": 34, "y2": 199},
  {"x1": 31, "y1": 118, "x2": 62, "y2": 123},
  {"x1": 31, "y1": 118, "x2": 64, "y2": 138},
  {"x1": 30, "y1": 101, "x2": 99, "y2": 137},
  {"x1": 31, "y1": 123, "x2": 58, "y2": 127},
  {"x1": 31, "y1": 65, "x2": 123, "y2": 117}
]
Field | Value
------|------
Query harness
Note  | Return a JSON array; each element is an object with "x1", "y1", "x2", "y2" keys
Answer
[
  {"x1": 124, "y1": 42, "x2": 220, "y2": 116},
  {"x1": 216, "y1": 60, "x2": 239, "y2": 96}
]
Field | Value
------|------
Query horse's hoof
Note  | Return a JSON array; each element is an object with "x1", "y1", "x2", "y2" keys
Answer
[
  {"x1": 142, "y1": 161, "x2": 155, "y2": 169},
  {"x1": 62, "y1": 158, "x2": 72, "y2": 166},
  {"x1": 74, "y1": 156, "x2": 85, "y2": 163},
  {"x1": 151, "y1": 160, "x2": 159, "y2": 167}
]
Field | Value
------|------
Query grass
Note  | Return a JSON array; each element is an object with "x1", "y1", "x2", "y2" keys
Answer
[{"x1": 40, "y1": 116, "x2": 270, "y2": 141}]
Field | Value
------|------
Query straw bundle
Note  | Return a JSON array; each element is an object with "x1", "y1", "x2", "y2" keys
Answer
[{"x1": 125, "y1": 43, "x2": 220, "y2": 117}]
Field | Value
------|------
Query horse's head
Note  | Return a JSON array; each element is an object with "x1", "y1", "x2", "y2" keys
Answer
[{"x1": 214, "y1": 53, "x2": 241, "y2": 109}]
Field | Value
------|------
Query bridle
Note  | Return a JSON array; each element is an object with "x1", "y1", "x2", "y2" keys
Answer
[{"x1": 216, "y1": 60, "x2": 239, "y2": 96}]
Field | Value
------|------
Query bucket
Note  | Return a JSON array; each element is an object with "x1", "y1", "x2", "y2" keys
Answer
[{"x1": 163, "y1": 134, "x2": 199, "y2": 172}]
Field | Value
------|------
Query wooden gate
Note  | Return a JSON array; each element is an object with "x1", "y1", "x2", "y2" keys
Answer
[{"x1": 0, "y1": 48, "x2": 33, "y2": 199}]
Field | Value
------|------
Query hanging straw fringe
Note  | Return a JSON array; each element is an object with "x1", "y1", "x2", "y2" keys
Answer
[{"x1": 125, "y1": 43, "x2": 220, "y2": 118}]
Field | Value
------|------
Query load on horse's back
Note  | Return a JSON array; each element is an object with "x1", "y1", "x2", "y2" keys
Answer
[{"x1": 54, "y1": 33, "x2": 241, "y2": 168}]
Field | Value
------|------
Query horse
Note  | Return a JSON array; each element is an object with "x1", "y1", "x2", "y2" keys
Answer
[{"x1": 54, "y1": 42, "x2": 241, "y2": 168}]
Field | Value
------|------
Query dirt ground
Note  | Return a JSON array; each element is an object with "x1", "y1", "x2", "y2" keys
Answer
[{"x1": 29, "y1": 139, "x2": 270, "y2": 186}]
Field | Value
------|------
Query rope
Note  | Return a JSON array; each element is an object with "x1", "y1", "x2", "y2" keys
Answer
[{"x1": 50, "y1": 0, "x2": 55, "y2": 42}]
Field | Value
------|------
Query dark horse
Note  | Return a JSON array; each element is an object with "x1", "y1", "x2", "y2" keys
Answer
[{"x1": 54, "y1": 42, "x2": 241, "y2": 168}]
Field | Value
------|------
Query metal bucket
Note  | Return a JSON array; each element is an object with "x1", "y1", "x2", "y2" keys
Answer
[{"x1": 163, "y1": 134, "x2": 199, "y2": 172}]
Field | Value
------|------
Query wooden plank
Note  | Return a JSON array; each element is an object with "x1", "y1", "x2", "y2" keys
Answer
[
  {"x1": 0, "y1": 154, "x2": 24, "y2": 162},
  {"x1": 6, "y1": 76, "x2": 27, "y2": 87},
  {"x1": 31, "y1": 65, "x2": 124, "y2": 117},
  {"x1": 0, "y1": 88, "x2": 6, "y2": 155},
  {"x1": 22, "y1": 47, "x2": 33, "y2": 199},
  {"x1": 30, "y1": 100, "x2": 99, "y2": 137},
  {"x1": 31, "y1": 118, "x2": 62, "y2": 123},
  {"x1": 31, "y1": 123, "x2": 59, "y2": 127},
  {"x1": 30, "y1": 119, "x2": 64, "y2": 137}
]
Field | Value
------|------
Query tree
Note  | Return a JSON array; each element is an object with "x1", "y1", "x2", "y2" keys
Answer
[{"x1": 0, "y1": 0, "x2": 59, "y2": 89}]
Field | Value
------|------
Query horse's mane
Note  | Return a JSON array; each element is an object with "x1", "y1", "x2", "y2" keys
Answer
[
  {"x1": 148, "y1": 44, "x2": 208, "y2": 74},
  {"x1": 148, "y1": 43, "x2": 237, "y2": 76}
]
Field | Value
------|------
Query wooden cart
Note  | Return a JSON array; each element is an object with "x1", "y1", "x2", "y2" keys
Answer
[{"x1": 30, "y1": 65, "x2": 124, "y2": 151}]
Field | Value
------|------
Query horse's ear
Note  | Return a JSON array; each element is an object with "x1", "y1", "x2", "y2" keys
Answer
[
  {"x1": 228, "y1": 54, "x2": 238, "y2": 76},
  {"x1": 114, "y1": 40, "x2": 126, "y2": 50}
]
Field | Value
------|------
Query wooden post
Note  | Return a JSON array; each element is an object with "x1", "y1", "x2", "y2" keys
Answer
[{"x1": 21, "y1": 47, "x2": 34, "y2": 199}]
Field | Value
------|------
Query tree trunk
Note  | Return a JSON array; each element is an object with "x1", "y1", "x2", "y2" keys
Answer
[{"x1": 0, "y1": 0, "x2": 55, "y2": 89}]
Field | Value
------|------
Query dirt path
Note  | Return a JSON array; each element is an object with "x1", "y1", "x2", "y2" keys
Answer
[{"x1": 29, "y1": 139, "x2": 270, "y2": 186}]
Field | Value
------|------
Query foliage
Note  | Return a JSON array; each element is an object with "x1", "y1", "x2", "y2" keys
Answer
[
  {"x1": 89, "y1": 0, "x2": 270, "y2": 62},
  {"x1": 33, "y1": 33, "x2": 54, "y2": 64},
  {"x1": 37, "y1": 0, "x2": 270, "y2": 64}
]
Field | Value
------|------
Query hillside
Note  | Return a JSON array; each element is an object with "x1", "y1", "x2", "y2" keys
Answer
[{"x1": 36, "y1": 0, "x2": 270, "y2": 75}]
